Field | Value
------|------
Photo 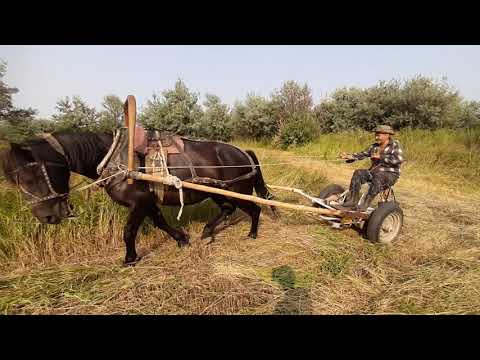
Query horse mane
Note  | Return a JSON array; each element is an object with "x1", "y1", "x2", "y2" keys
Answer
[{"x1": 0, "y1": 131, "x2": 113, "y2": 183}]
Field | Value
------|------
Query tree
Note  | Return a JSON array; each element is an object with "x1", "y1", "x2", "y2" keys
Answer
[
  {"x1": 98, "y1": 95, "x2": 124, "y2": 132},
  {"x1": 0, "y1": 61, "x2": 17, "y2": 117},
  {"x1": 51, "y1": 96, "x2": 100, "y2": 131},
  {"x1": 0, "y1": 60, "x2": 38, "y2": 142},
  {"x1": 270, "y1": 80, "x2": 313, "y2": 131},
  {"x1": 139, "y1": 79, "x2": 203, "y2": 136},
  {"x1": 313, "y1": 76, "x2": 478, "y2": 132},
  {"x1": 457, "y1": 100, "x2": 480, "y2": 128},
  {"x1": 269, "y1": 81, "x2": 316, "y2": 147},
  {"x1": 277, "y1": 112, "x2": 317, "y2": 149},
  {"x1": 193, "y1": 94, "x2": 233, "y2": 141},
  {"x1": 313, "y1": 86, "x2": 368, "y2": 133},
  {"x1": 232, "y1": 94, "x2": 277, "y2": 140}
]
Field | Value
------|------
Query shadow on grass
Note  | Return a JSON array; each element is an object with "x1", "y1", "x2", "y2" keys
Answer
[{"x1": 272, "y1": 265, "x2": 312, "y2": 315}]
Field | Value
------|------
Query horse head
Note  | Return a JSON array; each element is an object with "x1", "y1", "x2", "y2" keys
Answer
[{"x1": 1, "y1": 141, "x2": 73, "y2": 224}]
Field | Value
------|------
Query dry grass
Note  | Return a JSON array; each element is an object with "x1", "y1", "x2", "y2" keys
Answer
[{"x1": 1, "y1": 135, "x2": 480, "y2": 314}]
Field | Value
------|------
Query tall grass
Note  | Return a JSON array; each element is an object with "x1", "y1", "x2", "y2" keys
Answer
[
  {"x1": 1, "y1": 130, "x2": 479, "y2": 314},
  {"x1": 292, "y1": 128, "x2": 480, "y2": 183},
  {"x1": 0, "y1": 180, "x2": 127, "y2": 268},
  {"x1": 0, "y1": 179, "x2": 227, "y2": 269},
  {"x1": 1, "y1": 128, "x2": 478, "y2": 268}
]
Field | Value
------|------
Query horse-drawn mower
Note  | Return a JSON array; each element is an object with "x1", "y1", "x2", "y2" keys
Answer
[{"x1": 121, "y1": 96, "x2": 403, "y2": 244}]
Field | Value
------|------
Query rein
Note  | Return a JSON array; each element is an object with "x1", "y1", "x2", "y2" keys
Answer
[
  {"x1": 13, "y1": 161, "x2": 68, "y2": 206},
  {"x1": 10, "y1": 133, "x2": 73, "y2": 207}
]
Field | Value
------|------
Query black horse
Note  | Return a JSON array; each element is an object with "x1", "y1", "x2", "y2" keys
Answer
[{"x1": 1, "y1": 131, "x2": 274, "y2": 265}]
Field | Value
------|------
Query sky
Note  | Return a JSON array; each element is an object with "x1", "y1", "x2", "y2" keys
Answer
[{"x1": 1, "y1": 45, "x2": 480, "y2": 118}]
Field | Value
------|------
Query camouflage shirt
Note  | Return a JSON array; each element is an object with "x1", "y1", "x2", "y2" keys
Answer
[{"x1": 352, "y1": 139, "x2": 405, "y2": 174}]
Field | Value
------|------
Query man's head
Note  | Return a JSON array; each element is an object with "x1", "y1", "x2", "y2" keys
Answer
[{"x1": 373, "y1": 125, "x2": 394, "y2": 145}]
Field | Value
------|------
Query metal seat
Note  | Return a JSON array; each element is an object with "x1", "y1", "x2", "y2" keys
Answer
[{"x1": 359, "y1": 181, "x2": 396, "y2": 207}]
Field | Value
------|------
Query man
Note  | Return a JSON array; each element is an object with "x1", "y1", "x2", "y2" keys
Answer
[{"x1": 339, "y1": 125, "x2": 405, "y2": 211}]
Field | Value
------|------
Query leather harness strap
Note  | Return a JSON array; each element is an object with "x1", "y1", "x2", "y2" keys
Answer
[{"x1": 37, "y1": 133, "x2": 70, "y2": 167}]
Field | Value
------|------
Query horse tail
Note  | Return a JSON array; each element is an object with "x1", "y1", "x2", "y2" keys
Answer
[{"x1": 245, "y1": 150, "x2": 278, "y2": 217}]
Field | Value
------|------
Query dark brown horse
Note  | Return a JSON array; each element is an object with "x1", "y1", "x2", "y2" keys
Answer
[{"x1": 1, "y1": 131, "x2": 275, "y2": 265}]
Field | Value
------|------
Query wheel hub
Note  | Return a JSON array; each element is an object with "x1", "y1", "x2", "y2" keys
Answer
[{"x1": 379, "y1": 212, "x2": 402, "y2": 243}]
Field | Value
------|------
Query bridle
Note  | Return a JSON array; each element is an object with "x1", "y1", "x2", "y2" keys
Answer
[{"x1": 10, "y1": 161, "x2": 69, "y2": 207}]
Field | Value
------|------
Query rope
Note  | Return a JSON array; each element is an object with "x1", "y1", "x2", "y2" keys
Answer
[
  {"x1": 138, "y1": 159, "x2": 344, "y2": 170},
  {"x1": 62, "y1": 157, "x2": 346, "y2": 219},
  {"x1": 162, "y1": 174, "x2": 184, "y2": 220},
  {"x1": 71, "y1": 170, "x2": 126, "y2": 193}
]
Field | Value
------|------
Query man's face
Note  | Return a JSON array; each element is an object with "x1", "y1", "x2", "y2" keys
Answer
[{"x1": 375, "y1": 132, "x2": 390, "y2": 144}]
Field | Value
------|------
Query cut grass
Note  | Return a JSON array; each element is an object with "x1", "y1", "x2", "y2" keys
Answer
[{"x1": 1, "y1": 129, "x2": 479, "y2": 314}]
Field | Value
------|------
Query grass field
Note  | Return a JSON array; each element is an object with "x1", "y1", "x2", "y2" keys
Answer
[{"x1": 0, "y1": 129, "x2": 479, "y2": 314}]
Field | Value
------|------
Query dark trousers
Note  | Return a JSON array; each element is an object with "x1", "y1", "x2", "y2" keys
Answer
[{"x1": 349, "y1": 169, "x2": 399, "y2": 197}]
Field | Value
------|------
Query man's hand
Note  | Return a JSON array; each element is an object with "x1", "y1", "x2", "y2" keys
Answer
[
  {"x1": 371, "y1": 148, "x2": 381, "y2": 160},
  {"x1": 339, "y1": 152, "x2": 355, "y2": 160}
]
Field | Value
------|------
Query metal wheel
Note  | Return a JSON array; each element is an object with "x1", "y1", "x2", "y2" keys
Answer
[
  {"x1": 366, "y1": 201, "x2": 403, "y2": 244},
  {"x1": 313, "y1": 184, "x2": 346, "y2": 207},
  {"x1": 378, "y1": 211, "x2": 402, "y2": 244}
]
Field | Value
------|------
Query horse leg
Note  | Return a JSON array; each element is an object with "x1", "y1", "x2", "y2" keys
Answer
[
  {"x1": 123, "y1": 207, "x2": 148, "y2": 266},
  {"x1": 148, "y1": 205, "x2": 190, "y2": 247},
  {"x1": 201, "y1": 199, "x2": 237, "y2": 240},
  {"x1": 234, "y1": 199, "x2": 261, "y2": 239}
]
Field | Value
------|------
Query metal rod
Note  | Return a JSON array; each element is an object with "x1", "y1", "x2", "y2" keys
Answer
[{"x1": 128, "y1": 171, "x2": 347, "y2": 217}]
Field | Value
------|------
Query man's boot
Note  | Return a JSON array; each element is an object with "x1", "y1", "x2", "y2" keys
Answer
[
  {"x1": 356, "y1": 193, "x2": 376, "y2": 211},
  {"x1": 343, "y1": 190, "x2": 360, "y2": 208}
]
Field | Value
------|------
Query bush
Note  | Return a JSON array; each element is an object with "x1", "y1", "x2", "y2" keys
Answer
[
  {"x1": 232, "y1": 94, "x2": 277, "y2": 140},
  {"x1": 277, "y1": 113, "x2": 318, "y2": 149},
  {"x1": 139, "y1": 79, "x2": 203, "y2": 136},
  {"x1": 313, "y1": 76, "x2": 480, "y2": 133},
  {"x1": 192, "y1": 94, "x2": 233, "y2": 141}
]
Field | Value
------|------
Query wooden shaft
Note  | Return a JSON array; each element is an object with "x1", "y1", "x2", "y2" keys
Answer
[
  {"x1": 129, "y1": 172, "x2": 344, "y2": 217},
  {"x1": 267, "y1": 184, "x2": 307, "y2": 193},
  {"x1": 124, "y1": 95, "x2": 136, "y2": 185}
]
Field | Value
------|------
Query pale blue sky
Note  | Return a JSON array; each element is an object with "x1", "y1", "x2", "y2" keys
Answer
[{"x1": 1, "y1": 45, "x2": 480, "y2": 118}]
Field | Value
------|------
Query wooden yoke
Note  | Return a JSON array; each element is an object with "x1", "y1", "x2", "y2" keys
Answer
[{"x1": 124, "y1": 95, "x2": 137, "y2": 185}]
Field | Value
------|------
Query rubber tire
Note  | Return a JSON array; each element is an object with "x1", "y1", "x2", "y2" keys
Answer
[
  {"x1": 313, "y1": 183, "x2": 346, "y2": 207},
  {"x1": 365, "y1": 201, "x2": 403, "y2": 244}
]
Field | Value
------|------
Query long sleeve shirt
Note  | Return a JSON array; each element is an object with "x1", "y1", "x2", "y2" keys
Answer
[{"x1": 352, "y1": 139, "x2": 405, "y2": 174}]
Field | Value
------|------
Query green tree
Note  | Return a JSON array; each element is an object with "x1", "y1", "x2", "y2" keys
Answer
[
  {"x1": 232, "y1": 94, "x2": 277, "y2": 140},
  {"x1": 193, "y1": 94, "x2": 233, "y2": 141},
  {"x1": 139, "y1": 79, "x2": 203, "y2": 136},
  {"x1": 98, "y1": 95, "x2": 124, "y2": 132},
  {"x1": 0, "y1": 61, "x2": 17, "y2": 116},
  {"x1": 457, "y1": 100, "x2": 480, "y2": 128},
  {"x1": 313, "y1": 76, "x2": 478, "y2": 132},
  {"x1": 277, "y1": 112, "x2": 317, "y2": 149},
  {"x1": 271, "y1": 80, "x2": 313, "y2": 130},
  {"x1": 313, "y1": 86, "x2": 368, "y2": 133},
  {"x1": 51, "y1": 96, "x2": 100, "y2": 131},
  {"x1": 0, "y1": 61, "x2": 38, "y2": 142},
  {"x1": 270, "y1": 81, "x2": 316, "y2": 148}
]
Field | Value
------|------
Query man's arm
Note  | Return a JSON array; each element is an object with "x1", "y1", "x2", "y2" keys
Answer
[{"x1": 351, "y1": 145, "x2": 373, "y2": 161}]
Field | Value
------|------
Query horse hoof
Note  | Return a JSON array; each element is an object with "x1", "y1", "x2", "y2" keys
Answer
[
  {"x1": 178, "y1": 240, "x2": 190, "y2": 248},
  {"x1": 201, "y1": 230, "x2": 213, "y2": 240},
  {"x1": 123, "y1": 255, "x2": 142, "y2": 266},
  {"x1": 248, "y1": 232, "x2": 257, "y2": 239}
]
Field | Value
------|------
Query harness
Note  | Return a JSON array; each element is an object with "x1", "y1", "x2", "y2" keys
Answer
[
  {"x1": 11, "y1": 161, "x2": 68, "y2": 206},
  {"x1": 10, "y1": 134, "x2": 71, "y2": 207}
]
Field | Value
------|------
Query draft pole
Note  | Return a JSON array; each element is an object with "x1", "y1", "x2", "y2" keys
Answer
[{"x1": 124, "y1": 95, "x2": 136, "y2": 185}]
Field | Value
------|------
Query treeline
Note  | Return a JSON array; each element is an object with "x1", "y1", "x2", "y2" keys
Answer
[{"x1": 1, "y1": 60, "x2": 479, "y2": 148}]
